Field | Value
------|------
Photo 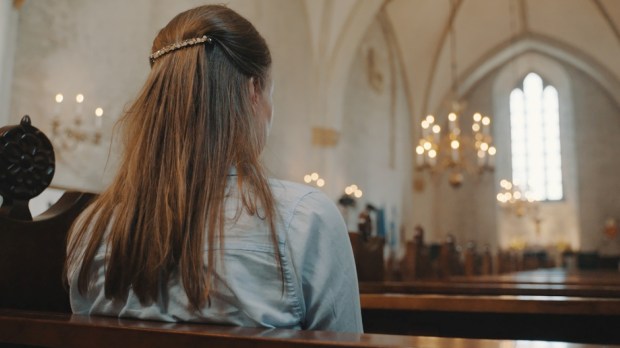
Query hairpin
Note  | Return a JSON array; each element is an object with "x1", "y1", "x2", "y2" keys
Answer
[{"x1": 149, "y1": 35, "x2": 213, "y2": 62}]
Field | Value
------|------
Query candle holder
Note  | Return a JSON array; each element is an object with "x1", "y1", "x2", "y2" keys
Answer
[
  {"x1": 50, "y1": 93, "x2": 104, "y2": 154},
  {"x1": 496, "y1": 179, "x2": 539, "y2": 218},
  {"x1": 303, "y1": 172, "x2": 326, "y2": 188}
]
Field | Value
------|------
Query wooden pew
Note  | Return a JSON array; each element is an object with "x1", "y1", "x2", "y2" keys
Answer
[
  {"x1": 361, "y1": 293, "x2": 620, "y2": 315},
  {"x1": 359, "y1": 280, "x2": 620, "y2": 298},
  {"x1": 360, "y1": 293, "x2": 620, "y2": 344},
  {"x1": 0, "y1": 309, "x2": 614, "y2": 348},
  {"x1": 359, "y1": 268, "x2": 620, "y2": 342},
  {"x1": 348, "y1": 233, "x2": 385, "y2": 282},
  {"x1": 0, "y1": 192, "x2": 95, "y2": 313},
  {"x1": 1, "y1": 116, "x2": 96, "y2": 312},
  {"x1": 362, "y1": 265, "x2": 620, "y2": 298},
  {"x1": 401, "y1": 236, "x2": 505, "y2": 280},
  {"x1": 451, "y1": 268, "x2": 620, "y2": 286}
]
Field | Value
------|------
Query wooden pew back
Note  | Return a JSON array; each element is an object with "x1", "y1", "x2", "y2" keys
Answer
[{"x1": 0, "y1": 192, "x2": 95, "y2": 313}]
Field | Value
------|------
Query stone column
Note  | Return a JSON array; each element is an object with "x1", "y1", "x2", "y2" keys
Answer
[{"x1": 0, "y1": 0, "x2": 19, "y2": 127}]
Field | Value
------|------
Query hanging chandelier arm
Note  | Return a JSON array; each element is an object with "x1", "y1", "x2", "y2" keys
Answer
[
  {"x1": 421, "y1": 0, "x2": 464, "y2": 116},
  {"x1": 449, "y1": 0, "x2": 459, "y2": 101}
]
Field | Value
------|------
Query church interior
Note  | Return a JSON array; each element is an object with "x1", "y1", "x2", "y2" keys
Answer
[{"x1": 1, "y1": 0, "x2": 620, "y2": 346}]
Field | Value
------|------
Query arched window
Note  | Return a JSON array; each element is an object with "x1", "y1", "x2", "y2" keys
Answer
[{"x1": 509, "y1": 72, "x2": 563, "y2": 201}]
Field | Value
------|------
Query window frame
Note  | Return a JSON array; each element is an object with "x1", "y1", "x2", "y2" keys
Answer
[{"x1": 509, "y1": 72, "x2": 564, "y2": 202}]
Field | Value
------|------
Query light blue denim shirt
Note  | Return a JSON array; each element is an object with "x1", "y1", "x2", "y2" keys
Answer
[{"x1": 68, "y1": 177, "x2": 363, "y2": 333}]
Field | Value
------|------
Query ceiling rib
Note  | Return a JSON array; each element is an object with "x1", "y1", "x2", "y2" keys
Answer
[
  {"x1": 591, "y1": 0, "x2": 620, "y2": 45},
  {"x1": 421, "y1": 0, "x2": 463, "y2": 116},
  {"x1": 519, "y1": 0, "x2": 529, "y2": 33}
]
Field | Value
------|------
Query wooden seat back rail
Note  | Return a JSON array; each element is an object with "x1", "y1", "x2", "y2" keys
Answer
[
  {"x1": 359, "y1": 280, "x2": 620, "y2": 298},
  {"x1": 0, "y1": 309, "x2": 613, "y2": 348},
  {"x1": 450, "y1": 268, "x2": 620, "y2": 286},
  {"x1": 360, "y1": 293, "x2": 620, "y2": 315}
]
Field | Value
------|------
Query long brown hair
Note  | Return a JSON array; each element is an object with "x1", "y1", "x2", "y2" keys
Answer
[{"x1": 66, "y1": 5, "x2": 277, "y2": 310}]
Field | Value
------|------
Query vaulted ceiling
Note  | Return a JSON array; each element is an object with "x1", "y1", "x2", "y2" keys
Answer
[{"x1": 304, "y1": 0, "x2": 620, "y2": 121}]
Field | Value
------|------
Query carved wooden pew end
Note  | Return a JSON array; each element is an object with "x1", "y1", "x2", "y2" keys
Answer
[{"x1": 0, "y1": 116, "x2": 97, "y2": 313}]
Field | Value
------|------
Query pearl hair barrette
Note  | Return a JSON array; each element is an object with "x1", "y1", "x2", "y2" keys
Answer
[{"x1": 149, "y1": 35, "x2": 213, "y2": 62}]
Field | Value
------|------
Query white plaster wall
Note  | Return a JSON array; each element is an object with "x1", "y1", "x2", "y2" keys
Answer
[
  {"x1": 10, "y1": 0, "x2": 315, "y2": 192},
  {"x1": 570, "y1": 65, "x2": 620, "y2": 251},
  {"x1": 10, "y1": 0, "x2": 152, "y2": 191},
  {"x1": 337, "y1": 18, "x2": 413, "y2": 252},
  {"x1": 0, "y1": 0, "x2": 18, "y2": 127}
]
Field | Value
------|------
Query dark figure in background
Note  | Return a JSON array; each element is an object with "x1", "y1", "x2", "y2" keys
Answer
[
  {"x1": 413, "y1": 225, "x2": 425, "y2": 245},
  {"x1": 358, "y1": 204, "x2": 376, "y2": 241}
]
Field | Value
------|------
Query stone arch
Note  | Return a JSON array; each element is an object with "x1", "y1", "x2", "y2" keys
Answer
[
  {"x1": 321, "y1": 1, "x2": 385, "y2": 131},
  {"x1": 457, "y1": 34, "x2": 620, "y2": 109}
]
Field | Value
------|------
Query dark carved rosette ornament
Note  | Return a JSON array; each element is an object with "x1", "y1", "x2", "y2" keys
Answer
[{"x1": 0, "y1": 116, "x2": 55, "y2": 220}]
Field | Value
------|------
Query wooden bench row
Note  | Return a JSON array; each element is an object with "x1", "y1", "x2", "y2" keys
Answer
[
  {"x1": 0, "y1": 309, "x2": 614, "y2": 348},
  {"x1": 359, "y1": 268, "x2": 620, "y2": 343},
  {"x1": 451, "y1": 268, "x2": 620, "y2": 285},
  {"x1": 359, "y1": 279, "x2": 620, "y2": 297},
  {"x1": 360, "y1": 293, "x2": 620, "y2": 344},
  {"x1": 352, "y1": 234, "x2": 564, "y2": 282},
  {"x1": 361, "y1": 293, "x2": 620, "y2": 315},
  {"x1": 360, "y1": 267, "x2": 620, "y2": 298}
]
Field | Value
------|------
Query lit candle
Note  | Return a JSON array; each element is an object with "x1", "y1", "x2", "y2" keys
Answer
[
  {"x1": 432, "y1": 125, "x2": 441, "y2": 143},
  {"x1": 428, "y1": 149, "x2": 437, "y2": 167},
  {"x1": 76, "y1": 94, "x2": 84, "y2": 120},
  {"x1": 416, "y1": 145, "x2": 424, "y2": 166},
  {"x1": 477, "y1": 150, "x2": 486, "y2": 166},
  {"x1": 450, "y1": 140, "x2": 459, "y2": 162},
  {"x1": 95, "y1": 107, "x2": 103, "y2": 129},
  {"x1": 448, "y1": 113, "x2": 457, "y2": 131},
  {"x1": 488, "y1": 147, "x2": 496, "y2": 167},
  {"x1": 421, "y1": 120, "x2": 429, "y2": 137},
  {"x1": 54, "y1": 94, "x2": 63, "y2": 117},
  {"x1": 482, "y1": 116, "x2": 491, "y2": 136}
]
